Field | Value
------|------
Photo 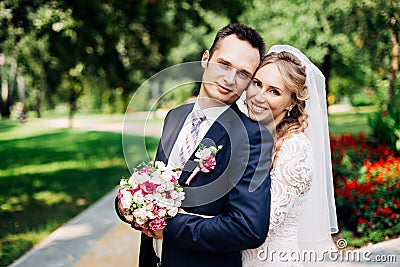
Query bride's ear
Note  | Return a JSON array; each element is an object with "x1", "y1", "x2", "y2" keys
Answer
[{"x1": 201, "y1": 50, "x2": 210, "y2": 69}]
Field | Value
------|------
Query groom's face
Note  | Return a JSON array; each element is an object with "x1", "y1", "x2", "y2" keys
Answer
[{"x1": 199, "y1": 35, "x2": 260, "y2": 106}]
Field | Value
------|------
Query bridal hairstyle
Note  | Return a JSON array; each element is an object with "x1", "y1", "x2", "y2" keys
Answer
[
  {"x1": 268, "y1": 45, "x2": 338, "y2": 255},
  {"x1": 208, "y1": 23, "x2": 266, "y2": 60},
  {"x1": 260, "y1": 51, "x2": 310, "y2": 164}
]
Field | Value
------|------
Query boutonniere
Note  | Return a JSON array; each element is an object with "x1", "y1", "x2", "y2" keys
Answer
[{"x1": 185, "y1": 144, "x2": 223, "y2": 185}]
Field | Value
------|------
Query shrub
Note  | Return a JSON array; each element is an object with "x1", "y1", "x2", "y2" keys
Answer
[
  {"x1": 368, "y1": 107, "x2": 400, "y2": 152},
  {"x1": 350, "y1": 92, "x2": 375, "y2": 107}
]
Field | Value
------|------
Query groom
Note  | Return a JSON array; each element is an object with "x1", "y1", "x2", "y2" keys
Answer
[{"x1": 116, "y1": 23, "x2": 273, "y2": 267}]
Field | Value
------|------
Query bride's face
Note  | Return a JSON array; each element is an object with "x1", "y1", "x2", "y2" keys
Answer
[{"x1": 246, "y1": 63, "x2": 293, "y2": 126}]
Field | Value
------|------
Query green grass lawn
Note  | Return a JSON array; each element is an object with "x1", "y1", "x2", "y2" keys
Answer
[
  {"x1": 328, "y1": 105, "x2": 376, "y2": 134},
  {"x1": 0, "y1": 121, "x2": 159, "y2": 266}
]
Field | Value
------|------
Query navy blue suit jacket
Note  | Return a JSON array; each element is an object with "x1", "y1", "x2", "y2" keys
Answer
[{"x1": 136, "y1": 103, "x2": 273, "y2": 267}]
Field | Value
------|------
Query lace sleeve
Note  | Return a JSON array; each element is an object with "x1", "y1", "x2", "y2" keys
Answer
[{"x1": 268, "y1": 133, "x2": 313, "y2": 233}]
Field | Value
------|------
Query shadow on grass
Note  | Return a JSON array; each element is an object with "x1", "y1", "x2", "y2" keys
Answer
[
  {"x1": 328, "y1": 112, "x2": 371, "y2": 134},
  {"x1": 0, "y1": 128, "x2": 159, "y2": 266},
  {"x1": 0, "y1": 121, "x2": 19, "y2": 132}
]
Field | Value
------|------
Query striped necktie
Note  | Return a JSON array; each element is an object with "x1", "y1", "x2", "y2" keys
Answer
[{"x1": 178, "y1": 110, "x2": 206, "y2": 168}]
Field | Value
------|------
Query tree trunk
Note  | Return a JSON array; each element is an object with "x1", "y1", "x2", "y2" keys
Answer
[
  {"x1": 68, "y1": 90, "x2": 77, "y2": 128},
  {"x1": 1, "y1": 79, "x2": 10, "y2": 119},
  {"x1": 389, "y1": 22, "x2": 399, "y2": 101},
  {"x1": 388, "y1": 15, "x2": 399, "y2": 112},
  {"x1": 322, "y1": 45, "x2": 333, "y2": 109},
  {"x1": 68, "y1": 78, "x2": 82, "y2": 128},
  {"x1": 34, "y1": 88, "x2": 42, "y2": 118}
]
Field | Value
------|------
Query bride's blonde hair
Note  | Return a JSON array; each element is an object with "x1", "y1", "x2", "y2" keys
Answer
[{"x1": 261, "y1": 51, "x2": 310, "y2": 166}]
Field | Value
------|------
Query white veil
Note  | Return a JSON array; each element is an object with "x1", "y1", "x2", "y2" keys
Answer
[{"x1": 267, "y1": 45, "x2": 339, "y2": 255}]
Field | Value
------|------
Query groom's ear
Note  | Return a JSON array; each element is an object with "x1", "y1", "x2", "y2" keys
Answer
[{"x1": 201, "y1": 50, "x2": 210, "y2": 69}]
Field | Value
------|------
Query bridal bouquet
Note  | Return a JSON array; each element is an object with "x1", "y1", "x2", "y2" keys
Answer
[{"x1": 118, "y1": 161, "x2": 185, "y2": 231}]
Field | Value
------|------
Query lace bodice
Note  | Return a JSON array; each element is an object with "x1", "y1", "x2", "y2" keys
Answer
[{"x1": 242, "y1": 133, "x2": 313, "y2": 266}]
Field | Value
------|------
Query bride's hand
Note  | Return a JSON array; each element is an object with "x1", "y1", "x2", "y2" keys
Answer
[
  {"x1": 142, "y1": 229, "x2": 163, "y2": 239},
  {"x1": 178, "y1": 208, "x2": 186, "y2": 213}
]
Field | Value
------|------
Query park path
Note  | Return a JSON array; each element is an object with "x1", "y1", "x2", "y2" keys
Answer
[
  {"x1": 24, "y1": 111, "x2": 164, "y2": 137},
  {"x1": 9, "y1": 110, "x2": 400, "y2": 267}
]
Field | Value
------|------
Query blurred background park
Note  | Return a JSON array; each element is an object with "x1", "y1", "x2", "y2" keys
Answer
[{"x1": 0, "y1": 0, "x2": 399, "y2": 266}]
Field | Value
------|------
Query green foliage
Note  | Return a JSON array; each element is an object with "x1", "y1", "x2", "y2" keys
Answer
[
  {"x1": 0, "y1": 122, "x2": 159, "y2": 266},
  {"x1": 340, "y1": 229, "x2": 396, "y2": 248},
  {"x1": 368, "y1": 107, "x2": 400, "y2": 151},
  {"x1": 350, "y1": 91, "x2": 375, "y2": 107},
  {"x1": 329, "y1": 76, "x2": 362, "y2": 98}
]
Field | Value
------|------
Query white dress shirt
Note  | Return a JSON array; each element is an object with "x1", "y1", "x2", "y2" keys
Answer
[{"x1": 168, "y1": 99, "x2": 228, "y2": 169}]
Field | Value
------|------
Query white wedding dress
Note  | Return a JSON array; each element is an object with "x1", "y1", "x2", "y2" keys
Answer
[{"x1": 242, "y1": 132, "x2": 313, "y2": 267}]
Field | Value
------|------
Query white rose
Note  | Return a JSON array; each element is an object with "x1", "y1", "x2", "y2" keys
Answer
[
  {"x1": 155, "y1": 161, "x2": 166, "y2": 170},
  {"x1": 165, "y1": 182, "x2": 174, "y2": 191},
  {"x1": 146, "y1": 210, "x2": 155, "y2": 220},
  {"x1": 144, "y1": 194, "x2": 154, "y2": 202},
  {"x1": 169, "y1": 191, "x2": 179, "y2": 199},
  {"x1": 133, "y1": 190, "x2": 144, "y2": 204},
  {"x1": 135, "y1": 173, "x2": 150, "y2": 183},
  {"x1": 119, "y1": 180, "x2": 128, "y2": 187},
  {"x1": 158, "y1": 208, "x2": 167, "y2": 217},
  {"x1": 151, "y1": 175, "x2": 165, "y2": 185},
  {"x1": 156, "y1": 184, "x2": 166, "y2": 193},
  {"x1": 144, "y1": 201, "x2": 154, "y2": 211},
  {"x1": 168, "y1": 207, "x2": 178, "y2": 217},
  {"x1": 178, "y1": 191, "x2": 185, "y2": 201},
  {"x1": 166, "y1": 198, "x2": 175, "y2": 207},
  {"x1": 121, "y1": 196, "x2": 132, "y2": 209},
  {"x1": 128, "y1": 176, "x2": 138, "y2": 188},
  {"x1": 161, "y1": 170, "x2": 175, "y2": 181},
  {"x1": 199, "y1": 149, "x2": 212, "y2": 159},
  {"x1": 152, "y1": 193, "x2": 167, "y2": 207},
  {"x1": 174, "y1": 199, "x2": 182, "y2": 207},
  {"x1": 135, "y1": 207, "x2": 149, "y2": 220},
  {"x1": 135, "y1": 216, "x2": 147, "y2": 225}
]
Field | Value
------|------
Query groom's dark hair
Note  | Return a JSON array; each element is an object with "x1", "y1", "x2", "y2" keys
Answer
[{"x1": 208, "y1": 23, "x2": 265, "y2": 61}]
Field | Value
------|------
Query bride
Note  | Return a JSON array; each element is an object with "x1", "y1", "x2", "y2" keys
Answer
[{"x1": 240, "y1": 45, "x2": 338, "y2": 266}]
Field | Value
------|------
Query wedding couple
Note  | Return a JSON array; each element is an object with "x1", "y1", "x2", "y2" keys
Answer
[{"x1": 116, "y1": 23, "x2": 338, "y2": 267}]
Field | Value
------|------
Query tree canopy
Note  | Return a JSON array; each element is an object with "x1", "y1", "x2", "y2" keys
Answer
[{"x1": 0, "y1": 0, "x2": 398, "y2": 121}]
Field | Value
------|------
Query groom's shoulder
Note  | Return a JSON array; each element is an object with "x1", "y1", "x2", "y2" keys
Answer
[
  {"x1": 229, "y1": 105, "x2": 273, "y2": 143},
  {"x1": 231, "y1": 105, "x2": 262, "y2": 133}
]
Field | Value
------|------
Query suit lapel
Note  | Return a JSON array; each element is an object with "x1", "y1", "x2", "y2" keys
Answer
[
  {"x1": 202, "y1": 104, "x2": 236, "y2": 145},
  {"x1": 179, "y1": 104, "x2": 239, "y2": 184},
  {"x1": 160, "y1": 104, "x2": 193, "y2": 162}
]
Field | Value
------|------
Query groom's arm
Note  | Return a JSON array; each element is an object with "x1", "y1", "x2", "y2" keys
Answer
[{"x1": 163, "y1": 126, "x2": 273, "y2": 252}]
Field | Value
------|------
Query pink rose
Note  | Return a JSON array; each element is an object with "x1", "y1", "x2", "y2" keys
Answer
[
  {"x1": 138, "y1": 167, "x2": 152, "y2": 175},
  {"x1": 200, "y1": 155, "x2": 216, "y2": 173},
  {"x1": 117, "y1": 189, "x2": 124, "y2": 200},
  {"x1": 154, "y1": 205, "x2": 167, "y2": 217},
  {"x1": 140, "y1": 181, "x2": 157, "y2": 194},
  {"x1": 149, "y1": 218, "x2": 167, "y2": 231},
  {"x1": 170, "y1": 175, "x2": 178, "y2": 183}
]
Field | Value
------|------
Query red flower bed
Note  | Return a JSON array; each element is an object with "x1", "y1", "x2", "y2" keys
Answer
[{"x1": 331, "y1": 133, "x2": 400, "y2": 234}]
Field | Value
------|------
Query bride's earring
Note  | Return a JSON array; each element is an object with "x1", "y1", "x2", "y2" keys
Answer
[{"x1": 287, "y1": 106, "x2": 293, "y2": 117}]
